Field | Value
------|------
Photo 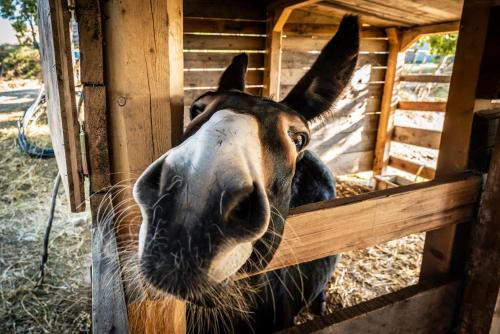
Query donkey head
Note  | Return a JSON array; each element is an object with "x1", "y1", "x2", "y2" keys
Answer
[{"x1": 133, "y1": 16, "x2": 359, "y2": 307}]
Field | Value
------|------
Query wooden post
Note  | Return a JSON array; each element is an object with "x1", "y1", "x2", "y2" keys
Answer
[
  {"x1": 372, "y1": 28, "x2": 403, "y2": 176},
  {"x1": 263, "y1": 11, "x2": 283, "y2": 99},
  {"x1": 102, "y1": 0, "x2": 185, "y2": 332},
  {"x1": 458, "y1": 119, "x2": 500, "y2": 334},
  {"x1": 419, "y1": 0, "x2": 492, "y2": 279}
]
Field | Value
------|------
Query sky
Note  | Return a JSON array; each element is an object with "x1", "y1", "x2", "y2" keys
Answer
[{"x1": 0, "y1": 18, "x2": 18, "y2": 44}]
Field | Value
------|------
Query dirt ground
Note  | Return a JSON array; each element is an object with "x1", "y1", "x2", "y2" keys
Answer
[
  {"x1": 0, "y1": 79, "x2": 424, "y2": 332},
  {"x1": 0, "y1": 80, "x2": 91, "y2": 333}
]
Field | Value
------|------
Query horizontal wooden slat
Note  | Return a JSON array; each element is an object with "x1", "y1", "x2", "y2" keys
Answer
[
  {"x1": 252, "y1": 173, "x2": 480, "y2": 274},
  {"x1": 281, "y1": 52, "x2": 388, "y2": 69},
  {"x1": 183, "y1": 17, "x2": 266, "y2": 34},
  {"x1": 400, "y1": 74, "x2": 452, "y2": 83},
  {"x1": 281, "y1": 277, "x2": 460, "y2": 334},
  {"x1": 184, "y1": 70, "x2": 263, "y2": 88},
  {"x1": 398, "y1": 101, "x2": 447, "y2": 112},
  {"x1": 280, "y1": 67, "x2": 385, "y2": 86},
  {"x1": 184, "y1": 52, "x2": 264, "y2": 68},
  {"x1": 281, "y1": 82, "x2": 383, "y2": 99},
  {"x1": 284, "y1": 24, "x2": 387, "y2": 38},
  {"x1": 393, "y1": 126, "x2": 442, "y2": 149},
  {"x1": 183, "y1": 0, "x2": 265, "y2": 21},
  {"x1": 184, "y1": 87, "x2": 262, "y2": 106},
  {"x1": 184, "y1": 34, "x2": 266, "y2": 50},
  {"x1": 389, "y1": 155, "x2": 436, "y2": 179},
  {"x1": 282, "y1": 36, "x2": 388, "y2": 52}
]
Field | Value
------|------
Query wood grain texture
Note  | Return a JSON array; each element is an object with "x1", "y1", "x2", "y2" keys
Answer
[
  {"x1": 263, "y1": 10, "x2": 283, "y2": 98},
  {"x1": 393, "y1": 126, "x2": 442, "y2": 149},
  {"x1": 91, "y1": 197, "x2": 129, "y2": 333},
  {"x1": 398, "y1": 101, "x2": 446, "y2": 112},
  {"x1": 389, "y1": 155, "x2": 436, "y2": 180},
  {"x1": 279, "y1": 277, "x2": 461, "y2": 334},
  {"x1": 400, "y1": 74, "x2": 452, "y2": 83},
  {"x1": 372, "y1": 28, "x2": 403, "y2": 175},
  {"x1": 420, "y1": 0, "x2": 492, "y2": 280},
  {"x1": 250, "y1": 174, "x2": 480, "y2": 274},
  {"x1": 37, "y1": 0, "x2": 85, "y2": 212}
]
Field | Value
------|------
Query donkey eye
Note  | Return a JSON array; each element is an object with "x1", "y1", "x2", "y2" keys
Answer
[{"x1": 289, "y1": 132, "x2": 307, "y2": 151}]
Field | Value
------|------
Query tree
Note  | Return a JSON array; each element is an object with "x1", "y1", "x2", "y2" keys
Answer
[
  {"x1": 0, "y1": 0, "x2": 38, "y2": 48},
  {"x1": 419, "y1": 33, "x2": 458, "y2": 57}
]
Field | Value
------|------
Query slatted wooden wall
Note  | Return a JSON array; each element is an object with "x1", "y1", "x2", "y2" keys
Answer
[
  {"x1": 280, "y1": 9, "x2": 388, "y2": 175},
  {"x1": 183, "y1": 0, "x2": 267, "y2": 123}
]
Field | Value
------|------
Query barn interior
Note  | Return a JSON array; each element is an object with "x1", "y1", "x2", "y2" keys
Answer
[{"x1": 35, "y1": 0, "x2": 500, "y2": 333}]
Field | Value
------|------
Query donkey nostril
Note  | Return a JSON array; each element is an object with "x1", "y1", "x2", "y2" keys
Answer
[{"x1": 222, "y1": 183, "x2": 269, "y2": 237}]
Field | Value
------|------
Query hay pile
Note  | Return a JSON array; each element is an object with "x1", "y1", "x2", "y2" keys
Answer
[{"x1": 0, "y1": 96, "x2": 91, "y2": 333}]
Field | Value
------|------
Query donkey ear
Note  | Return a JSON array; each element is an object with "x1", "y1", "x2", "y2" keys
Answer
[
  {"x1": 218, "y1": 53, "x2": 248, "y2": 92},
  {"x1": 281, "y1": 16, "x2": 359, "y2": 121}
]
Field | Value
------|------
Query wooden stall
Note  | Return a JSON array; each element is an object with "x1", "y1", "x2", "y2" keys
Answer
[{"x1": 36, "y1": 0, "x2": 500, "y2": 333}]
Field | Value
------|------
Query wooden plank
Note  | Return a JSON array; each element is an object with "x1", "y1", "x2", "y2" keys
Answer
[
  {"x1": 400, "y1": 21, "x2": 460, "y2": 51},
  {"x1": 183, "y1": 17, "x2": 266, "y2": 34},
  {"x1": 389, "y1": 155, "x2": 436, "y2": 180},
  {"x1": 91, "y1": 194, "x2": 129, "y2": 333},
  {"x1": 184, "y1": 87, "x2": 262, "y2": 106},
  {"x1": 372, "y1": 28, "x2": 402, "y2": 175},
  {"x1": 458, "y1": 121, "x2": 500, "y2": 334},
  {"x1": 282, "y1": 36, "x2": 388, "y2": 52},
  {"x1": 75, "y1": 0, "x2": 104, "y2": 85},
  {"x1": 37, "y1": 0, "x2": 85, "y2": 212},
  {"x1": 400, "y1": 74, "x2": 452, "y2": 83},
  {"x1": 184, "y1": 34, "x2": 266, "y2": 50},
  {"x1": 281, "y1": 51, "x2": 388, "y2": 69},
  {"x1": 284, "y1": 24, "x2": 386, "y2": 38},
  {"x1": 248, "y1": 173, "x2": 480, "y2": 274},
  {"x1": 398, "y1": 101, "x2": 446, "y2": 112},
  {"x1": 280, "y1": 66, "x2": 385, "y2": 86},
  {"x1": 102, "y1": 0, "x2": 185, "y2": 332},
  {"x1": 270, "y1": 0, "x2": 321, "y2": 32},
  {"x1": 474, "y1": 99, "x2": 500, "y2": 120},
  {"x1": 263, "y1": 11, "x2": 283, "y2": 98},
  {"x1": 420, "y1": 0, "x2": 492, "y2": 280},
  {"x1": 393, "y1": 126, "x2": 442, "y2": 149},
  {"x1": 280, "y1": 278, "x2": 461, "y2": 334},
  {"x1": 183, "y1": 0, "x2": 266, "y2": 21},
  {"x1": 183, "y1": 52, "x2": 265, "y2": 68},
  {"x1": 184, "y1": 69, "x2": 263, "y2": 88}
]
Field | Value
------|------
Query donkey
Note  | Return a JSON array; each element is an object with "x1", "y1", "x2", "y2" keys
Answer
[{"x1": 133, "y1": 16, "x2": 359, "y2": 333}]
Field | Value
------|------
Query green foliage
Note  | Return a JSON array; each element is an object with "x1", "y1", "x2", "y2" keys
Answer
[
  {"x1": 0, "y1": 43, "x2": 41, "y2": 79},
  {"x1": 418, "y1": 33, "x2": 458, "y2": 57},
  {"x1": 0, "y1": 0, "x2": 38, "y2": 47}
]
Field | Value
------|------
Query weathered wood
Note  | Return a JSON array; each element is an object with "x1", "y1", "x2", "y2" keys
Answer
[
  {"x1": 468, "y1": 113, "x2": 499, "y2": 173},
  {"x1": 281, "y1": 51, "x2": 388, "y2": 69},
  {"x1": 457, "y1": 115, "x2": 500, "y2": 334},
  {"x1": 282, "y1": 36, "x2": 388, "y2": 52},
  {"x1": 102, "y1": 0, "x2": 185, "y2": 332},
  {"x1": 400, "y1": 74, "x2": 452, "y2": 83},
  {"x1": 398, "y1": 101, "x2": 447, "y2": 112},
  {"x1": 184, "y1": 34, "x2": 266, "y2": 50},
  {"x1": 389, "y1": 155, "x2": 436, "y2": 180},
  {"x1": 400, "y1": 20, "x2": 460, "y2": 51},
  {"x1": 284, "y1": 24, "x2": 386, "y2": 38},
  {"x1": 280, "y1": 277, "x2": 461, "y2": 334},
  {"x1": 420, "y1": 0, "x2": 492, "y2": 280},
  {"x1": 37, "y1": 0, "x2": 85, "y2": 212},
  {"x1": 268, "y1": 0, "x2": 320, "y2": 32},
  {"x1": 184, "y1": 87, "x2": 262, "y2": 106},
  {"x1": 251, "y1": 173, "x2": 480, "y2": 274},
  {"x1": 474, "y1": 99, "x2": 500, "y2": 120},
  {"x1": 263, "y1": 11, "x2": 283, "y2": 98},
  {"x1": 373, "y1": 28, "x2": 402, "y2": 175},
  {"x1": 183, "y1": 17, "x2": 266, "y2": 34},
  {"x1": 184, "y1": 69, "x2": 263, "y2": 89},
  {"x1": 393, "y1": 126, "x2": 442, "y2": 149},
  {"x1": 91, "y1": 194, "x2": 129, "y2": 333},
  {"x1": 183, "y1": 52, "x2": 265, "y2": 69},
  {"x1": 183, "y1": 0, "x2": 266, "y2": 21},
  {"x1": 280, "y1": 66, "x2": 385, "y2": 86}
]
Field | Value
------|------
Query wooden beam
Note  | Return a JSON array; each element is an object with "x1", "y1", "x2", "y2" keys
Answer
[
  {"x1": 389, "y1": 155, "x2": 436, "y2": 180},
  {"x1": 268, "y1": 0, "x2": 320, "y2": 32},
  {"x1": 102, "y1": 0, "x2": 185, "y2": 332},
  {"x1": 393, "y1": 126, "x2": 442, "y2": 149},
  {"x1": 400, "y1": 74, "x2": 452, "y2": 83},
  {"x1": 457, "y1": 114, "x2": 500, "y2": 334},
  {"x1": 474, "y1": 99, "x2": 500, "y2": 120},
  {"x1": 373, "y1": 28, "x2": 403, "y2": 175},
  {"x1": 280, "y1": 277, "x2": 461, "y2": 334},
  {"x1": 400, "y1": 21, "x2": 460, "y2": 51},
  {"x1": 397, "y1": 101, "x2": 447, "y2": 112},
  {"x1": 245, "y1": 173, "x2": 480, "y2": 275},
  {"x1": 37, "y1": 0, "x2": 85, "y2": 212},
  {"x1": 263, "y1": 12, "x2": 283, "y2": 98},
  {"x1": 420, "y1": 0, "x2": 492, "y2": 280}
]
